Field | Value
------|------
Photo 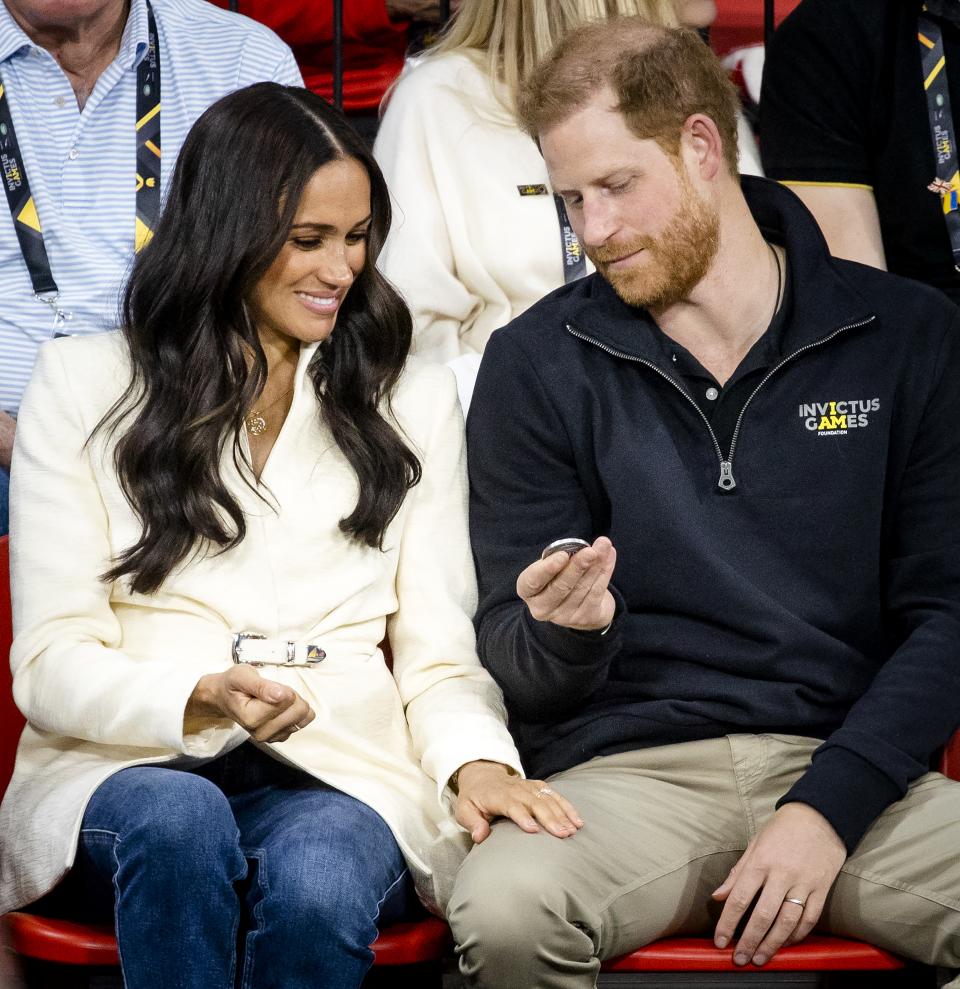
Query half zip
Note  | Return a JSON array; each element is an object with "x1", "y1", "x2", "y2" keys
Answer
[{"x1": 566, "y1": 314, "x2": 877, "y2": 491}]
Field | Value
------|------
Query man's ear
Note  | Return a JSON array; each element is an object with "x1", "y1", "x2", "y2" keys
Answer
[{"x1": 681, "y1": 113, "x2": 724, "y2": 181}]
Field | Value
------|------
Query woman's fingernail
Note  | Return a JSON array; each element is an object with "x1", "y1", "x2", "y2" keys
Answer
[
  {"x1": 734, "y1": 952, "x2": 749, "y2": 966},
  {"x1": 715, "y1": 936, "x2": 728, "y2": 949}
]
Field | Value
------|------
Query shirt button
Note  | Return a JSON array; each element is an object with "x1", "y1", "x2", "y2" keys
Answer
[
  {"x1": 705, "y1": 387, "x2": 719, "y2": 401},
  {"x1": 68, "y1": 147, "x2": 78, "y2": 160},
  {"x1": 53, "y1": 95, "x2": 65, "y2": 107}
]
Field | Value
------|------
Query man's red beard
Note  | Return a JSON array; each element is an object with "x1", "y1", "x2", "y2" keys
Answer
[{"x1": 587, "y1": 170, "x2": 721, "y2": 309}]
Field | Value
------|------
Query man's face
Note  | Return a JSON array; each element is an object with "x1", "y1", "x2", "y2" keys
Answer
[
  {"x1": 542, "y1": 90, "x2": 720, "y2": 310},
  {"x1": 2, "y1": 0, "x2": 126, "y2": 32}
]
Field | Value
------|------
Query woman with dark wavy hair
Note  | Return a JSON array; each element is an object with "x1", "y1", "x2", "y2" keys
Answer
[{"x1": 0, "y1": 83, "x2": 582, "y2": 989}]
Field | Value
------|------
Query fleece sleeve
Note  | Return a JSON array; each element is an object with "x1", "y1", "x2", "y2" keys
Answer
[{"x1": 466, "y1": 330, "x2": 625, "y2": 724}]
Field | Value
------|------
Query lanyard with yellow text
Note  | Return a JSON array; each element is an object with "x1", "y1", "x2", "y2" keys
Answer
[
  {"x1": 553, "y1": 194, "x2": 587, "y2": 283},
  {"x1": 919, "y1": 4, "x2": 960, "y2": 271},
  {"x1": 0, "y1": 0, "x2": 161, "y2": 329}
]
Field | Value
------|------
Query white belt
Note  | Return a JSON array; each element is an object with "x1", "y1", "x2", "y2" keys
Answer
[{"x1": 231, "y1": 631, "x2": 326, "y2": 668}]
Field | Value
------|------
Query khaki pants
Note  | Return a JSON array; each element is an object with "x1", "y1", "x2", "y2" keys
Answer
[{"x1": 448, "y1": 735, "x2": 960, "y2": 988}]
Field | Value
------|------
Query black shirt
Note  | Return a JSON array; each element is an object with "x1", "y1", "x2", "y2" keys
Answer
[
  {"x1": 760, "y1": 0, "x2": 960, "y2": 303},
  {"x1": 653, "y1": 254, "x2": 792, "y2": 455}
]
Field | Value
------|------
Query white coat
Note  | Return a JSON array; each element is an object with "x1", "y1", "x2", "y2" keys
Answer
[{"x1": 0, "y1": 331, "x2": 523, "y2": 915}]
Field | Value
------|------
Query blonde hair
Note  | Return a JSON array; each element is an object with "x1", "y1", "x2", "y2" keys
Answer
[{"x1": 430, "y1": 0, "x2": 680, "y2": 113}]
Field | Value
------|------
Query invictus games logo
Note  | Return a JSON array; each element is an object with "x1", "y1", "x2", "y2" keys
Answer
[{"x1": 800, "y1": 398, "x2": 880, "y2": 436}]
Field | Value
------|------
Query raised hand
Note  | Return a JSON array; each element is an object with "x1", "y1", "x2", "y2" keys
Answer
[{"x1": 516, "y1": 536, "x2": 617, "y2": 631}]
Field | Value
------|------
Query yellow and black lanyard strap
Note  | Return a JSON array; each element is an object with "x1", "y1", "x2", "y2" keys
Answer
[
  {"x1": 0, "y1": 0, "x2": 161, "y2": 327},
  {"x1": 553, "y1": 194, "x2": 587, "y2": 284},
  {"x1": 920, "y1": 3, "x2": 960, "y2": 271}
]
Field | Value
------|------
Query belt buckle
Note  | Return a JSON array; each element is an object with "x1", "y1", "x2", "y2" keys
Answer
[{"x1": 231, "y1": 631, "x2": 326, "y2": 668}]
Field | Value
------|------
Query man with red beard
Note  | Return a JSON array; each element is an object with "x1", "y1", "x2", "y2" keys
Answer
[{"x1": 452, "y1": 16, "x2": 960, "y2": 989}]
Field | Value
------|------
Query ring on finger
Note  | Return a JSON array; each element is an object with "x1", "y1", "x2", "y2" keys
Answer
[
  {"x1": 536, "y1": 787, "x2": 555, "y2": 798},
  {"x1": 290, "y1": 722, "x2": 302, "y2": 733},
  {"x1": 784, "y1": 897, "x2": 805, "y2": 908}
]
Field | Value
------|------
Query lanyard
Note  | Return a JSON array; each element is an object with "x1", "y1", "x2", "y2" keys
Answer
[
  {"x1": 919, "y1": 6, "x2": 960, "y2": 271},
  {"x1": 553, "y1": 194, "x2": 587, "y2": 284},
  {"x1": 0, "y1": 0, "x2": 161, "y2": 327}
]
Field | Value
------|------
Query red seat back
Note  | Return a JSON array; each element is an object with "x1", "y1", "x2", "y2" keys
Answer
[{"x1": 0, "y1": 536, "x2": 23, "y2": 797}]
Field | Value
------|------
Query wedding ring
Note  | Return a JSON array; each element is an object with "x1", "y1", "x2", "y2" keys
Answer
[
  {"x1": 290, "y1": 723, "x2": 302, "y2": 733},
  {"x1": 536, "y1": 787, "x2": 555, "y2": 798},
  {"x1": 784, "y1": 897, "x2": 805, "y2": 908}
]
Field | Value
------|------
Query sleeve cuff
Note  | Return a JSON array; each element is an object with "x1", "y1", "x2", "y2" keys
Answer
[{"x1": 776, "y1": 745, "x2": 903, "y2": 853}]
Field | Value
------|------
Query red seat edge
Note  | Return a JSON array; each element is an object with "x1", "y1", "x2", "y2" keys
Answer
[
  {"x1": 601, "y1": 935, "x2": 905, "y2": 972},
  {"x1": 5, "y1": 912, "x2": 452, "y2": 968},
  {"x1": 4, "y1": 913, "x2": 120, "y2": 966},
  {"x1": 371, "y1": 917, "x2": 451, "y2": 964}
]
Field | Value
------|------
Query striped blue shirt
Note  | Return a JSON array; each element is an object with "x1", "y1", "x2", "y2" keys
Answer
[{"x1": 0, "y1": 0, "x2": 302, "y2": 414}]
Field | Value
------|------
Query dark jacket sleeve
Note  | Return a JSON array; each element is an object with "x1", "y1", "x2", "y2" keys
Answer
[
  {"x1": 466, "y1": 329, "x2": 625, "y2": 722},
  {"x1": 780, "y1": 314, "x2": 960, "y2": 850}
]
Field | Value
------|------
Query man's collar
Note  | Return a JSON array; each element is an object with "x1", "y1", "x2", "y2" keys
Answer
[
  {"x1": 121, "y1": 0, "x2": 151, "y2": 71},
  {"x1": 0, "y1": 0, "x2": 147, "y2": 69},
  {"x1": 0, "y1": 3, "x2": 35, "y2": 63},
  {"x1": 564, "y1": 176, "x2": 876, "y2": 364}
]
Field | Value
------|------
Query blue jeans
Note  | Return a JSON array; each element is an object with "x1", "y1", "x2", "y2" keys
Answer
[
  {"x1": 46, "y1": 742, "x2": 416, "y2": 989},
  {"x1": 0, "y1": 466, "x2": 8, "y2": 537}
]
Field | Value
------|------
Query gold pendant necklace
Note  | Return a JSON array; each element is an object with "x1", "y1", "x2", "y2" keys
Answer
[{"x1": 245, "y1": 385, "x2": 293, "y2": 437}]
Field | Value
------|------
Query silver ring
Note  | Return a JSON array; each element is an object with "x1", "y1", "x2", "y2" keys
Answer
[
  {"x1": 290, "y1": 723, "x2": 302, "y2": 733},
  {"x1": 536, "y1": 787, "x2": 555, "y2": 798},
  {"x1": 784, "y1": 897, "x2": 805, "y2": 908}
]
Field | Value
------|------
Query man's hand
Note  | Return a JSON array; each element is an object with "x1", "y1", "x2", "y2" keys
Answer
[
  {"x1": 712, "y1": 803, "x2": 847, "y2": 966},
  {"x1": 185, "y1": 665, "x2": 315, "y2": 744},
  {"x1": 0, "y1": 412, "x2": 15, "y2": 471},
  {"x1": 453, "y1": 760, "x2": 584, "y2": 843},
  {"x1": 517, "y1": 536, "x2": 616, "y2": 631}
]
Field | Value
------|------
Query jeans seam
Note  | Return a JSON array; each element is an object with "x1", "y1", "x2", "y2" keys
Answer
[
  {"x1": 373, "y1": 867, "x2": 409, "y2": 926},
  {"x1": 239, "y1": 847, "x2": 267, "y2": 989},
  {"x1": 104, "y1": 833, "x2": 131, "y2": 989}
]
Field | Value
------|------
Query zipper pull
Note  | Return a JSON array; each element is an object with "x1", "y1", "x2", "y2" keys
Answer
[{"x1": 718, "y1": 461, "x2": 737, "y2": 491}]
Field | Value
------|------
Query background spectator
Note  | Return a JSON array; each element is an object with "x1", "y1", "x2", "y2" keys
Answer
[
  {"x1": 0, "y1": 0, "x2": 301, "y2": 536},
  {"x1": 761, "y1": 0, "x2": 960, "y2": 303},
  {"x1": 374, "y1": 0, "x2": 763, "y2": 397}
]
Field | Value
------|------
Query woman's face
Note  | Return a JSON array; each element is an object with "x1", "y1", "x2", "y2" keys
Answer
[
  {"x1": 673, "y1": 0, "x2": 716, "y2": 29},
  {"x1": 250, "y1": 157, "x2": 372, "y2": 352}
]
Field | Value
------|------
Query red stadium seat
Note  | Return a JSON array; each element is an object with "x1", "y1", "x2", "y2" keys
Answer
[{"x1": 711, "y1": 0, "x2": 802, "y2": 56}]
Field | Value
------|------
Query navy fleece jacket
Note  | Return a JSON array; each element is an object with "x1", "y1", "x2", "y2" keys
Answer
[{"x1": 466, "y1": 177, "x2": 960, "y2": 852}]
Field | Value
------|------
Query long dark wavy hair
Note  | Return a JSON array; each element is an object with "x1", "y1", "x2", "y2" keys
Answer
[{"x1": 95, "y1": 83, "x2": 421, "y2": 594}]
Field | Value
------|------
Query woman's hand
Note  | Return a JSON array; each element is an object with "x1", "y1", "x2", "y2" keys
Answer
[
  {"x1": 185, "y1": 665, "x2": 315, "y2": 744},
  {"x1": 453, "y1": 760, "x2": 584, "y2": 843}
]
